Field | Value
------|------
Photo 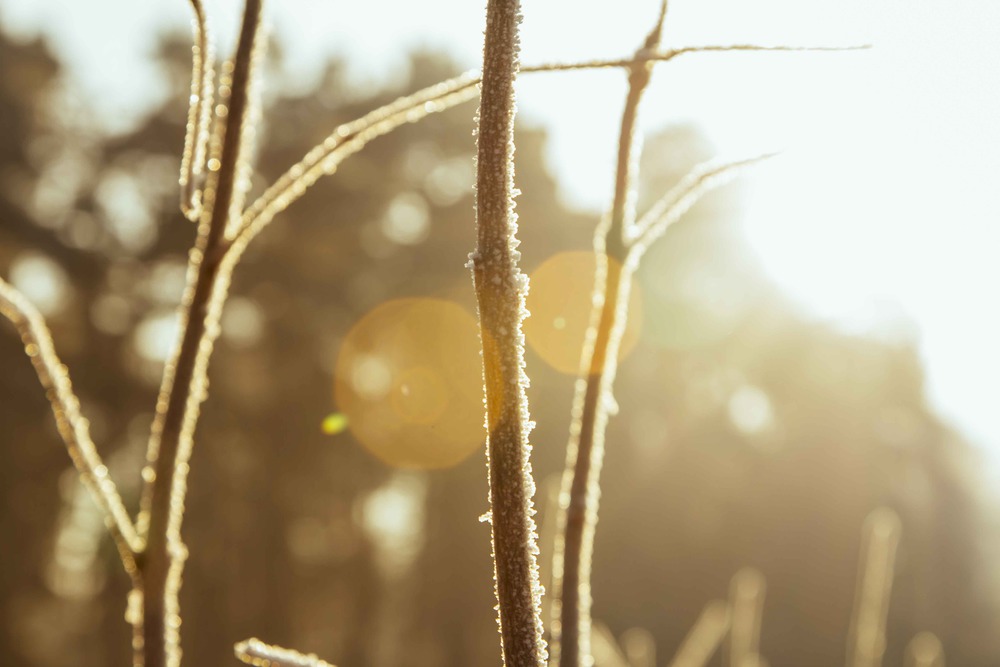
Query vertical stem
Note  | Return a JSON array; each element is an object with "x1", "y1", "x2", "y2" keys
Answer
[
  {"x1": 551, "y1": 6, "x2": 665, "y2": 665},
  {"x1": 135, "y1": 2, "x2": 263, "y2": 666},
  {"x1": 470, "y1": 0, "x2": 547, "y2": 665}
]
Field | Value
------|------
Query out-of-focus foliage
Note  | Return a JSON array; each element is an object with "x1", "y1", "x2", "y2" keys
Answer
[{"x1": 0, "y1": 30, "x2": 997, "y2": 667}]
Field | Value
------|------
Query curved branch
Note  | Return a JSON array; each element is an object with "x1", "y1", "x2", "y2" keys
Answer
[
  {"x1": 0, "y1": 277, "x2": 140, "y2": 570},
  {"x1": 230, "y1": 72, "x2": 481, "y2": 251},
  {"x1": 179, "y1": 0, "x2": 216, "y2": 222},
  {"x1": 627, "y1": 153, "x2": 777, "y2": 261}
]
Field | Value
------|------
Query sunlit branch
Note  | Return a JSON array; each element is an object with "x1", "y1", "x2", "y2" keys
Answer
[
  {"x1": 667, "y1": 601, "x2": 732, "y2": 667},
  {"x1": 230, "y1": 72, "x2": 481, "y2": 249},
  {"x1": 627, "y1": 153, "x2": 777, "y2": 261},
  {"x1": 0, "y1": 277, "x2": 140, "y2": 570},
  {"x1": 524, "y1": 43, "x2": 868, "y2": 74},
  {"x1": 471, "y1": 0, "x2": 548, "y2": 663},
  {"x1": 138, "y1": 2, "x2": 265, "y2": 666},
  {"x1": 551, "y1": 5, "x2": 667, "y2": 665},
  {"x1": 233, "y1": 41, "x2": 865, "y2": 251},
  {"x1": 234, "y1": 638, "x2": 336, "y2": 667},
  {"x1": 179, "y1": 0, "x2": 216, "y2": 222}
]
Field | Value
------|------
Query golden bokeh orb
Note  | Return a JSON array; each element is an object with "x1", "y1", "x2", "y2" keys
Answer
[
  {"x1": 524, "y1": 251, "x2": 643, "y2": 374},
  {"x1": 334, "y1": 298, "x2": 485, "y2": 469}
]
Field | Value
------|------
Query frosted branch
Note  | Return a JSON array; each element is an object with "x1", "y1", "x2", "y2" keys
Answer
[
  {"x1": 0, "y1": 277, "x2": 140, "y2": 570},
  {"x1": 470, "y1": 0, "x2": 547, "y2": 664},
  {"x1": 230, "y1": 72, "x2": 481, "y2": 250},
  {"x1": 524, "y1": 43, "x2": 869, "y2": 74},
  {"x1": 627, "y1": 153, "x2": 777, "y2": 260},
  {"x1": 234, "y1": 638, "x2": 336, "y2": 667},
  {"x1": 551, "y1": 5, "x2": 668, "y2": 664},
  {"x1": 179, "y1": 0, "x2": 216, "y2": 222},
  {"x1": 137, "y1": 2, "x2": 265, "y2": 666}
]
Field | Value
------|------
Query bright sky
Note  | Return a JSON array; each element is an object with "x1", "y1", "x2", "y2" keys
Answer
[{"x1": 1, "y1": 0, "x2": 998, "y2": 459}]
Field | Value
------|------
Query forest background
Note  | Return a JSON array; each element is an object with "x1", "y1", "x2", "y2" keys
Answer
[{"x1": 1, "y1": 1, "x2": 999, "y2": 666}]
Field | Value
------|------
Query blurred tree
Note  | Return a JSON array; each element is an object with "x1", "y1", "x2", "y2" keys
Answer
[{"x1": 0, "y1": 26, "x2": 997, "y2": 667}]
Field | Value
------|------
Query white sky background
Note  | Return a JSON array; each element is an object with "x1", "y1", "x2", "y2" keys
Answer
[{"x1": 1, "y1": 0, "x2": 999, "y2": 460}]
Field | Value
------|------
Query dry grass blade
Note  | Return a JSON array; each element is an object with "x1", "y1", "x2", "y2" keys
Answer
[
  {"x1": 667, "y1": 601, "x2": 732, "y2": 667},
  {"x1": 179, "y1": 0, "x2": 216, "y2": 222},
  {"x1": 234, "y1": 638, "x2": 336, "y2": 667},
  {"x1": 627, "y1": 153, "x2": 777, "y2": 259},
  {"x1": 847, "y1": 508, "x2": 902, "y2": 667},
  {"x1": 727, "y1": 568, "x2": 766, "y2": 667},
  {"x1": 0, "y1": 277, "x2": 140, "y2": 569}
]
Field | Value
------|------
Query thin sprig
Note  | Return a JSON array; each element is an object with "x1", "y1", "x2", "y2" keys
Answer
[
  {"x1": 179, "y1": 0, "x2": 216, "y2": 222},
  {"x1": 0, "y1": 277, "x2": 140, "y2": 571}
]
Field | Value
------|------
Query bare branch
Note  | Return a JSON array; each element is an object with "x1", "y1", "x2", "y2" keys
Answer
[
  {"x1": 524, "y1": 43, "x2": 869, "y2": 74},
  {"x1": 0, "y1": 277, "x2": 140, "y2": 570},
  {"x1": 628, "y1": 153, "x2": 777, "y2": 261},
  {"x1": 471, "y1": 0, "x2": 547, "y2": 664},
  {"x1": 179, "y1": 0, "x2": 216, "y2": 222},
  {"x1": 137, "y1": 2, "x2": 265, "y2": 666},
  {"x1": 551, "y1": 4, "x2": 669, "y2": 664},
  {"x1": 230, "y1": 72, "x2": 481, "y2": 250},
  {"x1": 727, "y1": 568, "x2": 766, "y2": 667},
  {"x1": 234, "y1": 638, "x2": 336, "y2": 667}
]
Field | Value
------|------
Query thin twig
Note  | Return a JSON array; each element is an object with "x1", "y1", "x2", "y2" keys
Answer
[
  {"x1": 230, "y1": 73, "x2": 481, "y2": 253},
  {"x1": 179, "y1": 0, "x2": 216, "y2": 222},
  {"x1": 470, "y1": 0, "x2": 547, "y2": 664},
  {"x1": 137, "y1": 2, "x2": 264, "y2": 666},
  {"x1": 0, "y1": 277, "x2": 140, "y2": 572},
  {"x1": 231, "y1": 41, "x2": 866, "y2": 250},
  {"x1": 551, "y1": 4, "x2": 667, "y2": 665},
  {"x1": 234, "y1": 638, "x2": 336, "y2": 667},
  {"x1": 628, "y1": 153, "x2": 777, "y2": 260}
]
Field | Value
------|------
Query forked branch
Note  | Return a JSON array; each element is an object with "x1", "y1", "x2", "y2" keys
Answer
[
  {"x1": 0, "y1": 277, "x2": 140, "y2": 571},
  {"x1": 137, "y1": 1, "x2": 265, "y2": 666}
]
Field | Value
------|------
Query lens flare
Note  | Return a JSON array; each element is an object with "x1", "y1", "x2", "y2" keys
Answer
[
  {"x1": 335, "y1": 298, "x2": 484, "y2": 469},
  {"x1": 524, "y1": 251, "x2": 643, "y2": 374}
]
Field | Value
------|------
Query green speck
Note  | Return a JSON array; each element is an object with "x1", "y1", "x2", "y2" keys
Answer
[{"x1": 321, "y1": 412, "x2": 349, "y2": 435}]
